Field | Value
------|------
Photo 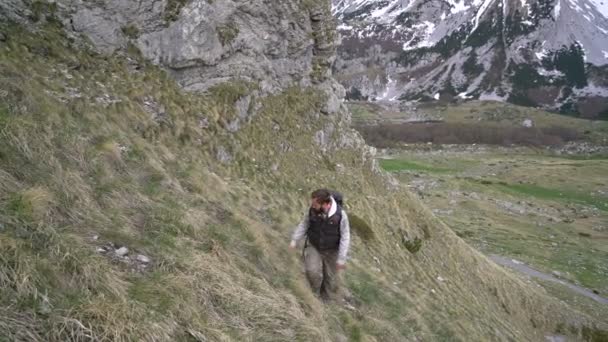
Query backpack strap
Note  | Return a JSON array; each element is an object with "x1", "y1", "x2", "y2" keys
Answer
[
  {"x1": 301, "y1": 237, "x2": 308, "y2": 261},
  {"x1": 331, "y1": 191, "x2": 344, "y2": 207}
]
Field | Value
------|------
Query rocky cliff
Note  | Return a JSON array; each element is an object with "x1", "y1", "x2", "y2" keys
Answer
[{"x1": 0, "y1": 0, "x2": 347, "y2": 114}]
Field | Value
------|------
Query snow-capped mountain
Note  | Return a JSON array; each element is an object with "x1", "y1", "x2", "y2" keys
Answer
[{"x1": 333, "y1": 0, "x2": 608, "y2": 117}]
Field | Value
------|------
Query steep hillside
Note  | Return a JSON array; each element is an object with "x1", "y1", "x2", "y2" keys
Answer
[
  {"x1": 332, "y1": 0, "x2": 608, "y2": 118},
  {"x1": 0, "y1": 1, "x2": 607, "y2": 341}
]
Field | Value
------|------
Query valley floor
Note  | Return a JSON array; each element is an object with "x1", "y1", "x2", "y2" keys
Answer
[{"x1": 378, "y1": 146, "x2": 608, "y2": 323}]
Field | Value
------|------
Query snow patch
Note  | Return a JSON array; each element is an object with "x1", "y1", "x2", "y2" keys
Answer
[
  {"x1": 574, "y1": 82, "x2": 608, "y2": 96},
  {"x1": 576, "y1": 40, "x2": 587, "y2": 62},
  {"x1": 588, "y1": 0, "x2": 608, "y2": 18},
  {"x1": 472, "y1": 0, "x2": 495, "y2": 32},
  {"x1": 434, "y1": 93, "x2": 440, "y2": 100},
  {"x1": 378, "y1": 74, "x2": 399, "y2": 102},
  {"x1": 554, "y1": 0, "x2": 561, "y2": 18},
  {"x1": 480, "y1": 91, "x2": 507, "y2": 101},
  {"x1": 366, "y1": 0, "x2": 416, "y2": 22},
  {"x1": 450, "y1": 0, "x2": 470, "y2": 14},
  {"x1": 458, "y1": 92, "x2": 474, "y2": 99},
  {"x1": 567, "y1": 0, "x2": 584, "y2": 13},
  {"x1": 535, "y1": 49, "x2": 549, "y2": 60},
  {"x1": 337, "y1": 24, "x2": 354, "y2": 31},
  {"x1": 402, "y1": 21, "x2": 437, "y2": 51},
  {"x1": 537, "y1": 68, "x2": 564, "y2": 77}
]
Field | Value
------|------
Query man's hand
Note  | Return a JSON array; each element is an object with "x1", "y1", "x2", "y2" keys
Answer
[
  {"x1": 289, "y1": 240, "x2": 297, "y2": 250},
  {"x1": 336, "y1": 262, "x2": 346, "y2": 271}
]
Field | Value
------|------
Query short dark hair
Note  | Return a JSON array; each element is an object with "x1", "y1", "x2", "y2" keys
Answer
[{"x1": 311, "y1": 189, "x2": 332, "y2": 204}]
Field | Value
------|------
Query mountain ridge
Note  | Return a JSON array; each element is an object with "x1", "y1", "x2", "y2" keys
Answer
[{"x1": 332, "y1": 0, "x2": 608, "y2": 118}]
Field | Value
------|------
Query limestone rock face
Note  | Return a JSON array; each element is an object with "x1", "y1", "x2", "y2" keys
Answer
[
  {"x1": 0, "y1": 0, "x2": 377, "y2": 179},
  {"x1": 1, "y1": 0, "x2": 340, "y2": 96}
]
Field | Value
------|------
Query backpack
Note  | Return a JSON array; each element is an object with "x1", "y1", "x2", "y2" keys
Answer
[{"x1": 330, "y1": 190, "x2": 344, "y2": 207}]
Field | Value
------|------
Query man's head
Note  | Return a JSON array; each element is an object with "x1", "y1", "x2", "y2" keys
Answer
[{"x1": 311, "y1": 189, "x2": 332, "y2": 214}]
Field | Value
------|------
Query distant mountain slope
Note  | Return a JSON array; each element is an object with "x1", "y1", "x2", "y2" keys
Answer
[{"x1": 333, "y1": 0, "x2": 608, "y2": 118}]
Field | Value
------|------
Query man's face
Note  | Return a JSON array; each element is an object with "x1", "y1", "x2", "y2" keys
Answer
[{"x1": 311, "y1": 198, "x2": 331, "y2": 213}]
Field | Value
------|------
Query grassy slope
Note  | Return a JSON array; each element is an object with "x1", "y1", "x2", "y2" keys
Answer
[
  {"x1": 381, "y1": 150, "x2": 608, "y2": 322},
  {"x1": 0, "y1": 23, "x2": 605, "y2": 341}
]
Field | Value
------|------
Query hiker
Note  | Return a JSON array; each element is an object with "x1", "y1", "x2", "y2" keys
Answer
[{"x1": 289, "y1": 189, "x2": 351, "y2": 301}]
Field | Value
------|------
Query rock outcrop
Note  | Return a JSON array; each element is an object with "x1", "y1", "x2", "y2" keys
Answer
[{"x1": 1, "y1": 0, "x2": 345, "y2": 104}]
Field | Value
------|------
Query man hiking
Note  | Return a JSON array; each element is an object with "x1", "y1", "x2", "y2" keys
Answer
[{"x1": 289, "y1": 189, "x2": 351, "y2": 301}]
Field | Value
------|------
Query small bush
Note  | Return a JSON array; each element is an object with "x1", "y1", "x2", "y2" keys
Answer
[
  {"x1": 455, "y1": 231, "x2": 474, "y2": 238},
  {"x1": 207, "y1": 80, "x2": 252, "y2": 104},
  {"x1": 349, "y1": 213, "x2": 375, "y2": 242},
  {"x1": 348, "y1": 272, "x2": 382, "y2": 305},
  {"x1": 310, "y1": 61, "x2": 328, "y2": 83},
  {"x1": 582, "y1": 326, "x2": 608, "y2": 342},
  {"x1": 7, "y1": 187, "x2": 54, "y2": 222},
  {"x1": 164, "y1": 0, "x2": 188, "y2": 23},
  {"x1": 29, "y1": 0, "x2": 58, "y2": 22},
  {"x1": 121, "y1": 25, "x2": 140, "y2": 39},
  {"x1": 217, "y1": 23, "x2": 239, "y2": 46},
  {"x1": 403, "y1": 237, "x2": 422, "y2": 254}
]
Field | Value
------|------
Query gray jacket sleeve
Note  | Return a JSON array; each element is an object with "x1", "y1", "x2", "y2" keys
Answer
[
  {"x1": 290, "y1": 211, "x2": 309, "y2": 245},
  {"x1": 337, "y1": 210, "x2": 351, "y2": 265}
]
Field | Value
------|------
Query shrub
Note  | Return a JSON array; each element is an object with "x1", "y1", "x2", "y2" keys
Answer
[
  {"x1": 349, "y1": 213, "x2": 375, "y2": 242},
  {"x1": 403, "y1": 237, "x2": 422, "y2": 254},
  {"x1": 582, "y1": 326, "x2": 608, "y2": 342},
  {"x1": 121, "y1": 25, "x2": 140, "y2": 39},
  {"x1": 217, "y1": 23, "x2": 239, "y2": 46},
  {"x1": 164, "y1": 0, "x2": 188, "y2": 23},
  {"x1": 7, "y1": 187, "x2": 54, "y2": 222}
]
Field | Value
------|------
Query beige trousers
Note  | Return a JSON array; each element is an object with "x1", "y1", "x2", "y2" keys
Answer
[{"x1": 304, "y1": 245, "x2": 340, "y2": 301}]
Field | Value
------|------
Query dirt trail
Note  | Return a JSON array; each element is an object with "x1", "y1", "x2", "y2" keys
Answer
[{"x1": 489, "y1": 255, "x2": 608, "y2": 305}]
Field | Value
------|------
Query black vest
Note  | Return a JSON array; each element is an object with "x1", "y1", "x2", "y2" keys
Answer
[{"x1": 307, "y1": 206, "x2": 342, "y2": 251}]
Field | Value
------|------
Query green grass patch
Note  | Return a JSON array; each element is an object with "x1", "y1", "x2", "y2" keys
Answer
[
  {"x1": 582, "y1": 325, "x2": 608, "y2": 342},
  {"x1": 549, "y1": 154, "x2": 608, "y2": 161},
  {"x1": 338, "y1": 312, "x2": 363, "y2": 342},
  {"x1": 347, "y1": 271, "x2": 383, "y2": 305},
  {"x1": 121, "y1": 24, "x2": 140, "y2": 39},
  {"x1": 207, "y1": 80, "x2": 254, "y2": 104},
  {"x1": 164, "y1": 0, "x2": 188, "y2": 23},
  {"x1": 379, "y1": 158, "x2": 452, "y2": 173},
  {"x1": 495, "y1": 183, "x2": 608, "y2": 211},
  {"x1": 128, "y1": 272, "x2": 179, "y2": 315},
  {"x1": 349, "y1": 213, "x2": 375, "y2": 242},
  {"x1": 6, "y1": 193, "x2": 33, "y2": 222},
  {"x1": 217, "y1": 22, "x2": 239, "y2": 46}
]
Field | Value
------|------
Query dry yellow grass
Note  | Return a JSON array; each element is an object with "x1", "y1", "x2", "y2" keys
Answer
[{"x1": 0, "y1": 21, "x2": 606, "y2": 342}]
